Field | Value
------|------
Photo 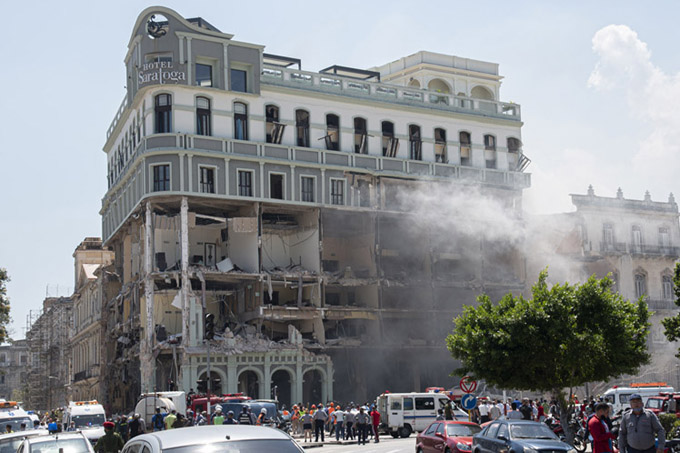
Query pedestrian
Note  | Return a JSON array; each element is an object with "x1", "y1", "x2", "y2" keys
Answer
[
  {"x1": 224, "y1": 411, "x2": 237, "y2": 425},
  {"x1": 334, "y1": 406, "x2": 345, "y2": 441},
  {"x1": 237, "y1": 406, "x2": 252, "y2": 425},
  {"x1": 370, "y1": 407, "x2": 381, "y2": 443},
  {"x1": 444, "y1": 401, "x2": 454, "y2": 420},
  {"x1": 345, "y1": 406, "x2": 355, "y2": 440},
  {"x1": 618, "y1": 393, "x2": 665, "y2": 453},
  {"x1": 589, "y1": 402, "x2": 616, "y2": 453},
  {"x1": 152, "y1": 407, "x2": 165, "y2": 431},
  {"x1": 116, "y1": 415, "x2": 129, "y2": 442},
  {"x1": 313, "y1": 403, "x2": 327, "y2": 442},
  {"x1": 196, "y1": 411, "x2": 207, "y2": 426},
  {"x1": 327, "y1": 403, "x2": 335, "y2": 436},
  {"x1": 94, "y1": 421, "x2": 124, "y2": 453},
  {"x1": 490, "y1": 400, "x2": 501, "y2": 420},
  {"x1": 185, "y1": 410, "x2": 195, "y2": 426},
  {"x1": 355, "y1": 407, "x2": 370, "y2": 445},
  {"x1": 257, "y1": 408, "x2": 268, "y2": 426},
  {"x1": 301, "y1": 410, "x2": 313, "y2": 443},
  {"x1": 129, "y1": 413, "x2": 143, "y2": 438},
  {"x1": 520, "y1": 399, "x2": 532, "y2": 421},
  {"x1": 172, "y1": 414, "x2": 186, "y2": 429},
  {"x1": 479, "y1": 399, "x2": 490, "y2": 424},
  {"x1": 536, "y1": 401, "x2": 546, "y2": 422},
  {"x1": 436, "y1": 409, "x2": 445, "y2": 420},
  {"x1": 164, "y1": 410, "x2": 177, "y2": 430},
  {"x1": 507, "y1": 402, "x2": 523, "y2": 419},
  {"x1": 212, "y1": 406, "x2": 225, "y2": 425},
  {"x1": 291, "y1": 405, "x2": 300, "y2": 435}
]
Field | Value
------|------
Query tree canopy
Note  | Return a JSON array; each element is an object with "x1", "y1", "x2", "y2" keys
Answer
[
  {"x1": 0, "y1": 269, "x2": 11, "y2": 344},
  {"x1": 446, "y1": 270, "x2": 650, "y2": 392},
  {"x1": 661, "y1": 262, "x2": 680, "y2": 355}
]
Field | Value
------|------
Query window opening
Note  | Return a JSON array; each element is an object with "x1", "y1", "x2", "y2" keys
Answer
[
  {"x1": 603, "y1": 224, "x2": 614, "y2": 247},
  {"x1": 270, "y1": 174, "x2": 284, "y2": 200},
  {"x1": 331, "y1": 180, "x2": 344, "y2": 205},
  {"x1": 301, "y1": 176, "x2": 315, "y2": 202},
  {"x1": 154, "y1": 94, "x2": 172, "y2": 133},
  {"x1": 200, "y1": 167, "x2": 215, "y2": 194},
  {"x1": 238, "y1": 170, "x2": 253, "y2": 197},
  {"x1": 382, "y1": 121, "x2": 398, "y2": 157},
  {"x1": 196, "y1": 63, "x2": 213, "y2": 87},
  {"x1": 659, "y1": 227, "x2": 670, "y2": 248},
  {"x1": 296, "y1": 110, "x2": 310, "y2": 147},
  {"x1": 230, "y1": 69, "x2": 247, "y2": 92},
  {"x1": 635, "y1": 273, "x2": 647, "y2": 299},
  {"x1": 354, "y1": 118, "x2": 368, "y2": 154},
  {"x1": 508, "y1": 137, "x2": 521, "y2": 153},
  {"x1": 484, "y1": 134, "x2": 496, "y2": 169},
  {"x1": 324, "y1": 114, "x2": 340, "y2": 151},
  {"x1": 196, "y1": 97, "x2": 211, "y2": 136},
  {"x1": 434, "y1": 128, "x2": 447, "y2": 163},
  {"x1": 459, "y1": 131, "x2": 471, "y2": 166},
  {"x1": 153, "y1": 165, "x2": 170, "y2": 192},
  {"x1": 409, "y1": 125, "x2": 422, "y2": 160},
  {"x1": 663, "y1": 275, "x2": 674, "y2": 300},
  {"x1": 234, "y1": 102, "x2": 248, "y2": 140},
  {"x1": 265, "y1": 105, "x2": 285, "y2": 144},
  {"x1": 632, "y1": 226, "x2": 643, "y2": 253}
]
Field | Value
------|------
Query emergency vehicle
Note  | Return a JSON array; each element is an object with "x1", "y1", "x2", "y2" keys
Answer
[
  {"x1": 0, "y1": 401, "x2": 33, "y2": 432},
  {"x1": 603, "y1": 382, "x2": 674, "y2": 413},
  {"x1": 189, "y1": 393, "x2": 251, "y2": 414},
  {"x1": 645, "y1": 393, "x2": 680, "y2": 417},
  {"x1": 376, "y1": 391, "x2": 468, "y2": 438},
  {"x1": 63, "y1": 400, "x2": 106, "y2": 428}
]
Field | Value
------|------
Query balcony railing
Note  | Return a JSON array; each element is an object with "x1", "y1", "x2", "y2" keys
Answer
[
  {"x1": 261, "y1": 65, "x2": 521, "y2": 121},
  {"x1": 600, "y1": 242, "x2": 679, "y2": 257}
]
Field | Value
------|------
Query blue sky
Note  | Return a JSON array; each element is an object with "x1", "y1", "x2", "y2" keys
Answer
[{"x1": 1, "y1": 1, "x2": 678, "y2": 339}]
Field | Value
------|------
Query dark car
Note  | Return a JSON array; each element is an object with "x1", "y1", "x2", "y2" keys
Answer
[
  {"x1": 417, "y1": 421, "x2": 482, "y2": 453},
  {"x1": 473, "y1": 420, "x2": 576, "y2": 453}
]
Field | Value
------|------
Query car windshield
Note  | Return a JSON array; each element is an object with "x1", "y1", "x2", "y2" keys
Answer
[
  {"x1": 165, "y1": 440, "x2": 301, "y2": 453},
  {"x1": 1, "y1": 418, "x2": 32, "y2": 433},
  {"x1": 447, "y1": 425, "x2": 482, "y2": 437},
  {"x1": 0, "y1": 437, "x2": 28, "y2": 453},
  {"x1": 646, "y1": 399, "x2": 663, "y2": 409},
  {"x1": 30, "y1": 438, "x2": 91, "y2": 453},
  {"x1": 510, "y1": 424, "x2": 558, "y2": 440},
  {"x1": 72, "y1": 415, "x2": 105, "y2": 428}
]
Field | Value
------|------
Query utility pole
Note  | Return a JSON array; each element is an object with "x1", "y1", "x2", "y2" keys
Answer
[{"x1": 201, "y1": 275, "x2": 212, "y2": 418}]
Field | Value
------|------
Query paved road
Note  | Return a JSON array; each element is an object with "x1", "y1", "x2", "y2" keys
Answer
[{"x1": 297, "y1": 436, "x2": 415, "y2": 452}]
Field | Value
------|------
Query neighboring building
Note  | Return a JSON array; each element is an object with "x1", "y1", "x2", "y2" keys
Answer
[
  {"x1": 0, "y1": 340, "x2": 29, "y2": 401},
  {"x1": 69, "y1": 238, "x2": 115, "y2": 403},
  {"x1": 100, "y1": 6, "x2": 530, "y2": 408},
  {"x1": 25, "y1": 296, "x2": 73, "y2": 411}
]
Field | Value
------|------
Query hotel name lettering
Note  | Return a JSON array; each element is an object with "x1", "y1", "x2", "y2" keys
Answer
[{"x1": 138, "y1": 61, "x2": 186, "y2": 85}]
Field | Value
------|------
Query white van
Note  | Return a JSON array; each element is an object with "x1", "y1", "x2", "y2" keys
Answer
[
  {"x1": 63, "y1": 400, "x2": 107, "y2": 429},
  {"x1": 376, "y1": 392, "x2": 468, "y2": 438},
  {"x1": 0, "y1": 401, "x2": 33, "y2": 432},
  {"x1": 134, "y1": 391, "x2": 186, "y2": 427},
  {"x1": 603, "y1": 383, "x2": 674, "y2": 414}
]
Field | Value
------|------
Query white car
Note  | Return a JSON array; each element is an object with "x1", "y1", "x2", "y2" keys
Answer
[
  {"x1": 122, "y1": 425, "x2": 303, "y2": 453},
  {"x1": 16, "y1": 432, "x2": 94, "y2": 453},
  {"x1": 0, "y1": 430, "x2": 49, "y2": 453}
]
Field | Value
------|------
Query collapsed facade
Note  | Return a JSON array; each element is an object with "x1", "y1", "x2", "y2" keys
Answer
[{"x1": 100, "y1": 6, "x2": 530, "y2": 409}]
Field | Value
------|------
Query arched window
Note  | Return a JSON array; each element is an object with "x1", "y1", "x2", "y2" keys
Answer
[
  {"x1": 354, "y1": 118, "x2": 368, "y2": 154},
  {"x1": 634, "y1": 272, "x2": 647, "y2": 299},
  {"x1": 663, "y1": 274, "x2": 674, "y2": 300},
  {"x1": 234, "y1": 102, "x2": 248, "y2": 140},
  {"x1": 154, "y1": 93, "x2": 172, "y2": 133},
  {"x1": 295, "y1": 110, "x2": 310, "y2": 147},
  {"x1": 325, "y1": 114, "x2": 340, "y2": 151},
  {"x1": 409, "y1": 125, "x2": 422, "y2": 160},
  {"x1": 484, "y1": 134, "x2": 496, "y2": 169},
  {"x1": 382, "y1": 121, "x2": 397, "y2": 157},
  {"x1": 427, "y1": 78, "x2": 451, "y2": 94},
  {"x1": 408, "y1": 79, "x2": 421, "y2": 88},
  {"x1": 459, "y1": 131, "x2": 471, "y2": 166},
  {"x1": 434, "y1": 128, "x2": 447, "y2": 163},
  {"x1": 196, "y1": 97, "x2": 211, "y2": 136},
  {"x1": 471, "y1": 85, "x2": 494, "y2": 100},
  {"x1": 265, "y1": 105, "x2": 284, "y2": 144}
]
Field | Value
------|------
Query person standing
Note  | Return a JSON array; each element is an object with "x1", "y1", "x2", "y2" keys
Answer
[
  {"x1": 333, "y1": 406, "x2": 345, "y2": 441},
  {"x1": 313, "y1": 403, "x2": 328, "y2": 442},
  {"x1": 589, "y1": 402, "x2": 616, "y2": 453},
  {"x1": 129, "y1": 414, "x2": 143, "y2": 438},
  {"x1": 301, "y1": 410, "x2": 313, "y2": 443},
  {"x1": 519, "y1": 399, "x2": 533, "y2": 421},
  {"x1": 370, "y1": 407, "x2": 381, "y2": 443},
  {"x1": 94, "y1": 421, "x2": 124, "y2": 453},
  {"x1": 164, "y1": 410, "x2": 177, "y2": 430},
  {"x1": 224, "y1": 411, "x2": 237, "y2": 425},
  {"x1": 212, "y1": 406, "x2": 225, "y2": 425},
  {"x1": 479, "y1": 400, "x2": 490, "y2": 424},
  {"x1": 152, "y1": 408, "x2": 165, "y2": 431},
  {"x1": 355, "y1": 407, "x2": 370, "y2": 445},
  {"x1": 237, "y1": 406, "x2": 252, "y2": 425},
  {"x1": 444, "y1": 401, "x2": 454, "y2": 420},
  {"x1": 490, "y1": 400, "x2": 502, "y2": 420},
  {"x1": 345, "y1": 406, "x2": 355, "y2": 440},
  {"x1": 618, "y1": 394, "x2": 665, "y2": 453},
  {"x1": 507, "y1": 402, "x2": 523, "y2": 419}
]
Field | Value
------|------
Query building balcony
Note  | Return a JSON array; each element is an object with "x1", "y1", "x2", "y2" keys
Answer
[{"x1": 600, "y1": 242, "x2": 679, "y2": 258}]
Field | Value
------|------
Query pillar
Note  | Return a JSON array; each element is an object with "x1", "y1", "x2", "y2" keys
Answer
[{"x1": 140, "y1": 201, "x2": 156, "y2": 393}]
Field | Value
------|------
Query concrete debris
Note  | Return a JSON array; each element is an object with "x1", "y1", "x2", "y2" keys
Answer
[{"x1": 216, "y1": 257, "x2": 234, "y2": 272}]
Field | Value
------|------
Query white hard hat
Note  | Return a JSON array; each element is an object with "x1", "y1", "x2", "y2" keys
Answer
[
  {"x1": 260, "y1": 408, "x2": 267, "y2": 414},
  {"x1": 215, "y1": 405, "x2": 222, "y2": 412}
]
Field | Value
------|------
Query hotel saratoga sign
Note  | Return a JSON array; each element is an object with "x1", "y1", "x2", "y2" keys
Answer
[{"x1": 138, "y1": 61, "x2": 186, "y2": 86}]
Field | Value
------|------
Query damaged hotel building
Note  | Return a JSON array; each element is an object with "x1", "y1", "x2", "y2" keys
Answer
[{"x1": 101, "y1": 6, "x2": 530, "y2": 408}]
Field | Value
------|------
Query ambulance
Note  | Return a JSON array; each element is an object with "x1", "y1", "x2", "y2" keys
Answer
[
  {"x1": 603, "y1": 382, "x2": 674, "y2": 414},
  {"x1": 0, "y1": 401, "x2": 33, "y2": 432},
  {"x1": 376, "y1": 391, "x2": 468, "y2": 438},
  {"x1": 63, "y1": 400, "x2": 106, "y2": 444}
]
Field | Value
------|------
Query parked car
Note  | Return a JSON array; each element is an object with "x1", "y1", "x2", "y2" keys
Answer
[
  {"x1": 16, "y1": 432, "x2": 94, "y2": 453},
  {"x1": 473, "y1": 420, "x2": 576, "y2": 453},
  {"x1": 416, "y1": 421, "x2": 482, "y2": 453},
  {"x1": 0, "y1": 430, "x2": 49, "y2": 453},
  {"x1": 121, "y1": 425, "x2": 303, "y2": 453}
]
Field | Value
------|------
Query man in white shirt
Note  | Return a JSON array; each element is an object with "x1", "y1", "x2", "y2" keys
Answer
[
  {"x1": 490, "y1": 400, "x2": 502, "y2": 420},
  {"x1": 479, "y1": 400, "x2": 490, "y2": 423}
]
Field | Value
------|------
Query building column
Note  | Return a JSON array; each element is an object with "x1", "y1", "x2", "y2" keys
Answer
[
  {"x1": 227, "y1": 356, "x2": 238, "y2": 394},
  {"x1": 180, "y1": 197, "x2": 190, "y2": 387},
  {"x1": 141, "y1": 201, "x2": 156, "y2": 393},
  {"x1": 263, "y1": 355, "x2": 272, "y2": 400},
  {"x1": 326, "y1": 359, "x2": 334, "y2": 402},
  {"x1": 295, "y1": 360, "x2": 303, "y2": 405}
]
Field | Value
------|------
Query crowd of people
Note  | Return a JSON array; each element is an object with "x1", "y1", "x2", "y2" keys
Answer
[{"x1": 288, "y1": 402, "x2": 381, "y2": 445}]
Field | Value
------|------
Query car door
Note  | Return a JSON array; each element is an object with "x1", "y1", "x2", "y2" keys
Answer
[
  {"x1": 415, "y1": 397, "x2": 436, "y2": 431},
  {"x1": 493, "y1": 423, "x2": 511, "y2": 453},
  {"x1": 433, "y1": 422, "x2": 447, "y2": 452},
  {"x1": 389, "y1": 396, "x2": 404, "y2": 430},
  {"x1": 420, "y1": 422, "x2": 439, "y2": 453},
  {"x1": 477, "y1": 422, "x2": 500, "y2": 453},
  {"x1": 404, "y1": 397, "x2": 416, "y2": 432}
]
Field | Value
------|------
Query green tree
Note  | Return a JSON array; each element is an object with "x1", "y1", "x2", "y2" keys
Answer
[
  {"x1": 0, "y1": 269, "x2": 11, "y2": 344},
  {"x1": 446, "y1": 270, "x2": 650, "y2": 442},
  {"x1": 661, "y1": 262, "x2": 680, "y2": 355}
]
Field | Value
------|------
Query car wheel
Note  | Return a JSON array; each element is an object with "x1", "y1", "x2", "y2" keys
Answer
[
  {"x1": 445, "y1": 448, "x2": 452, "y2": 453},
  {"x1": 391, "y1": 430, "x2": 400, "y2": 438},
  {"x1": 400, "y1": 425, "x2": 411, "y2": 438}
]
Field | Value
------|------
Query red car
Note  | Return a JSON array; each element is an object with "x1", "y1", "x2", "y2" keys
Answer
[{"x1": 416, "y1": 421, "x2": 482, "y2": 453}]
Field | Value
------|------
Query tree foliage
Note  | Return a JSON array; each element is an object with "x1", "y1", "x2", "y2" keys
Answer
[
  {"x1": 446, "y1": 270, "x2": 650, "y2": 392},
  {"x1": 0, "y1": 269, "x2": 11, "y2": 344},
  {"x1": 661, "y1": 262, "x2": 680, "y2": 355}
]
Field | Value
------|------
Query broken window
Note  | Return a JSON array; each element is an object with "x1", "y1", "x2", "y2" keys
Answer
[
  {"x1": 484, "y1": 134, "x2": 496, "y2": 169},
  {"x1": 459, "y1": 131, "x2": 471, "y2": 166},
  {"x1": 296, "y1": 109, "x2": 310, "y2": 148},
  {"x1": 382, "y1": 121, "x2": 398, "y2": 157},
  {"x1": 154, "y1": 93, "x2": 172, "y2": 133},
  {"x1": 265, "y1": 104, "x2": 285, "y2": 144},
  {"x1": 238, "y1": 170, "x2": 253, "y2": 197},
  {"x1": 409, "y1": 125, "x2": 422, "y2": 160},
  {"x1": 325, "y1": 293, "x2": 341, "y2": 305},
  {"x1": 301, "y1": 176, "x2": 315, "y2": 202},
  {"x1": 234, "y1": 102, "x2": 248, "y2": 140},
  {"x1": 200, "y1": 166, "x2": 215, "y2": 194},
  {"x1": 635, "y1": 272, "x2": 647, "y2": 299},
  {"x1": 196, "y1": 63, "x2": 213, "y2": 87},
  {"x1": 196, "y1": 97, "x2": 211, "y2": 136},
  {"x1": 507, "y1": 137, "x2": 521, "y2": 153},
  {"x1": 663, "y1": 275, "x2": 674, "y2": 300},
  {"x1": 330, "y1": 179, "x2": 344, "y2": 205},
  {"x1": 354, "y1": 117, "x2": 368, "y2": 154},
  {"x1": 324, "y1": 114, "x2": 340, "y2": 151},
  {"x1": 358, "y1": 180, "x2": 370, "y2": 207},
  {"x1": 270, "y1": 173, "x2": 284, "y2": 199},
  {"x1": 152, "y1": 164, "x2": 170, "y2": 192},
  {"x1": 434, "y1": 128, "x2": 447, "y2": 163},
  {"x1": 230, "y1": 68, "x2": 247, "y2": 92}
]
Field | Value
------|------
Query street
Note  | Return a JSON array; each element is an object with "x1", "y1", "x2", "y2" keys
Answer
[{"x1": 298, "y1": 437, "x2": 415, "y2": 452}]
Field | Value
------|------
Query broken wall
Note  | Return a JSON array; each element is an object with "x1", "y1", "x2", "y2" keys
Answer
[
  {"x1": 262, "y1": 211, "x2": 319, "y2": 272},
  {"x1": 227, "y1": 217, "x2": 258, "y2": 272}
]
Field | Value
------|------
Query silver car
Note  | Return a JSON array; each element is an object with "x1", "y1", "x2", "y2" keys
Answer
[
  {"x1": 16, "y1": 432, "x2": 95, "y2": 453},
  {"x1": 0, "y1": 430, "x2": 49, "y2": 453},
  {"x1": 122, "y1": 425, "x2": 303, "y2": 453}
]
